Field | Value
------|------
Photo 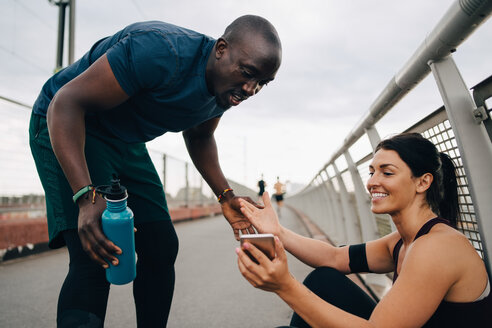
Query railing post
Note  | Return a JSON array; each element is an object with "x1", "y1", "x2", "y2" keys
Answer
[
  {"x1": 317, "y1": 173, "x2": 339, "y2": 243},
  {"x1": 313, "y1": 175, "x2": 326, "y2": 225},
  {"x1": 333, "y1": 162, "x2": 362, "y2": 244},
  {"x1": 365, "y1": 127, "x2": 396, "y2": 233},
  {"x1": 365, "y1": 126, "x2": 381, "y2": 151},
  {"x1": 322, "y1": 169, "x2": 347, "y2": 244},
  {"x1": 315, "y1": 175, "x2": 335, "y2": 234},
  {"x1": 313, "y1": 176, "x2": 334, "y2": 237},
  {"x1": 430, "y1": 55, "x2": 492, "y2": 274},
  {"x1": 344, "y1": 151, "x2": 379, "y2": 241},
  {"x1": 304, "y1": 186, "x2": 317, "y2": 222}
]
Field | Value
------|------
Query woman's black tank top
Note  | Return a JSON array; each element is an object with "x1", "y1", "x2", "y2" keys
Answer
[{"x1": 392, "y1": 217, "x2": 492, "y2": 327}]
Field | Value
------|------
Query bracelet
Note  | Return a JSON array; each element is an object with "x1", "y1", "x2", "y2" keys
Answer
[
  {"x1": 72, "y1": 185, "x2": 95, "y2": 204},
  {"x1": 217, "y1": 188, "x2": 233, "y2": 203}
]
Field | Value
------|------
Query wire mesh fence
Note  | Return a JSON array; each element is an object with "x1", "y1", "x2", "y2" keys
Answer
[{"x1": 0, "y1": 98, "x2": 255, "y2": 221}]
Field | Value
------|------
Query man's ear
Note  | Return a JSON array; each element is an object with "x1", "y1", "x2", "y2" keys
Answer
[
  {"x1": 416, "y1": 173, "x2": 433, "y2": 193},
  {"x1": 215, "y1": 38, "x2": 228, "y2": 59}
]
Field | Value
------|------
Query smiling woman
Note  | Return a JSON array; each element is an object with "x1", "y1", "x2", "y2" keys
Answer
[
  {"x1": 370, "y1": 133, "x2": 460, "y2": 227},
  {"x1": 236, "y1": 132, "x2": 492, "y2": 327}
]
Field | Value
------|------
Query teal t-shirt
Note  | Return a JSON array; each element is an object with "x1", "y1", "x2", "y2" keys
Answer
[{"x1": 33, "y1": 21, "x2": 226, "y2": 143}]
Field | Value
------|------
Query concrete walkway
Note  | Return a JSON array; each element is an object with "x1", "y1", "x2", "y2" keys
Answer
[{"x1": 0, "y1": 205, "x2": 312, "y2": 328}]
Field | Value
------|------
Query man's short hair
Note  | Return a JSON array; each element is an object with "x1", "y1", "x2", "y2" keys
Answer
[{"x1": 222, "y1": 15, "x2": 281, "y2": 49}]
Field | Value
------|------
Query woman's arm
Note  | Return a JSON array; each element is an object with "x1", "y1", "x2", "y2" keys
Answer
[
  {"x1": 237, "y1": 237, "x2": 372, "y2": 327},
  {"x1": 239, "y1": 194, "x2": 349, "y2": 271},
  {"x1": 237, "y1": 233, "x2": 459, "y2": 328},
  {"x1": 369, "y1": 234, "x2": 459, "y2": 326},
  {"x1": 282, "y1": 228, "x2": 352, "y2": 272},
  {"x1": 239, "y1": 194, "x2": 398, "y2": 273}
]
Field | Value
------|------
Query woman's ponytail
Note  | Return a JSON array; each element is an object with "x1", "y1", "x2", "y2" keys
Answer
[{"x1": 438, "y1": 152, "x2": 459, "y2": 227}]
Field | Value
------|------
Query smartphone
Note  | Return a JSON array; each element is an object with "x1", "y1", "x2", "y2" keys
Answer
[{"x1": 240, "y1": 233, "x2": 276, "y2": 262}]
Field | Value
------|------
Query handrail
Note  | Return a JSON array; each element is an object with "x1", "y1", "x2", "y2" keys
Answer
[
  {"x1": 318, "y1": 0, "x2": 492, "y2": 177},
  {"x1": 286, "y1": 0, "x2": 492, "y2": 281}
]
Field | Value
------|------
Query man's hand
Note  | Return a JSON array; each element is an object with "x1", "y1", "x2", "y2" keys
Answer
[
  {"x1": 77, "y1": 195, "x2": 121, "y2": 268},
  {"x1": 221, "y1": 196, "x2": 263, "y2": 240}
]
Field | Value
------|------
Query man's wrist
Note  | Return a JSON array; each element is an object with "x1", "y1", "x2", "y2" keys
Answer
[
  {"x1": 217, "y1": 188, "x2": 234, "y2": 203},
  {"x1": 76, "y1": 192, "x2": 96, "y2": 208},
  {"x1": 73, "y1": 184, "x2": 94, "y2": 204}
]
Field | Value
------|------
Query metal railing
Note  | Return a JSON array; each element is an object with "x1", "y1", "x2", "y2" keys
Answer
[
  {"x1": 0, "y1": 94, "x2": 259, "y2": 257},
  {"x1": 285, "y1": 0, "x2": 492, "y2": 276},
  {"x1": 148, "y1": 149, "x2": 257, "y2": 209},
  {"x1": 0, "y1": 93, "x2": 257, "y2": 220}
]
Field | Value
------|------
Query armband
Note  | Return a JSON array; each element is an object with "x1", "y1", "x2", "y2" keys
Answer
[{"x1": 349, "y1": 243, "x2": 370, "y2": 273}]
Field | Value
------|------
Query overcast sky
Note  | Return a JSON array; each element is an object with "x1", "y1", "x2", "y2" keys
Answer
[{"x1": 1, "y1": 0, "x2": 491, "y2": 194}]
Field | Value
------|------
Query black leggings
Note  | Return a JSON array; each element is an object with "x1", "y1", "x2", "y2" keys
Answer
[
  {"x1": 57, "y1": 220, "x2": 179, "y2": 328},
  {"x1": 281, "y1": 267, "x2": 376, "y2": 328}
]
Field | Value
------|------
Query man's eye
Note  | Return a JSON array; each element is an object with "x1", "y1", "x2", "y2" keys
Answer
[
  {"x1": 383, "y1": 172, "x2": 393, "y2": 176},
  {"x1": 240, "y1": 69, "x2": 253, "y2": 78}
]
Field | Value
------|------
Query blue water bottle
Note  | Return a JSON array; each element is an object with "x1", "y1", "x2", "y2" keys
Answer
[{"x1": 97, "y1": 176, "x2": 136, "y2": 285}]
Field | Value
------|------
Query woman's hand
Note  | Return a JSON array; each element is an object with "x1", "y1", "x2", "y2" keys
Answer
[
  {"x1": 238, "y1": 192, "x2": 282, "y2": 236},
  {"x1": 221, "y1": 196, "x2": 262, "y2": 240},
  {"x1": 236, "y1": 236, "x2": 295, "y2": 293}
]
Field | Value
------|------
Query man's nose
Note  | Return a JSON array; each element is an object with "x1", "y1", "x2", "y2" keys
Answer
[{"x1": 242, "y1": 80, "x2": 260, "y2": 96}]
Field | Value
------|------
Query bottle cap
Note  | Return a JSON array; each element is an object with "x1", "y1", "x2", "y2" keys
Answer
[{"x1": 96, "y1": 174, "x2": 128, "y2": 200}]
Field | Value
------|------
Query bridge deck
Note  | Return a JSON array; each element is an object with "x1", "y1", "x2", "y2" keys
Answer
[{"x1": 0, "y1": 206, "x2": 312, "y2": 327}]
